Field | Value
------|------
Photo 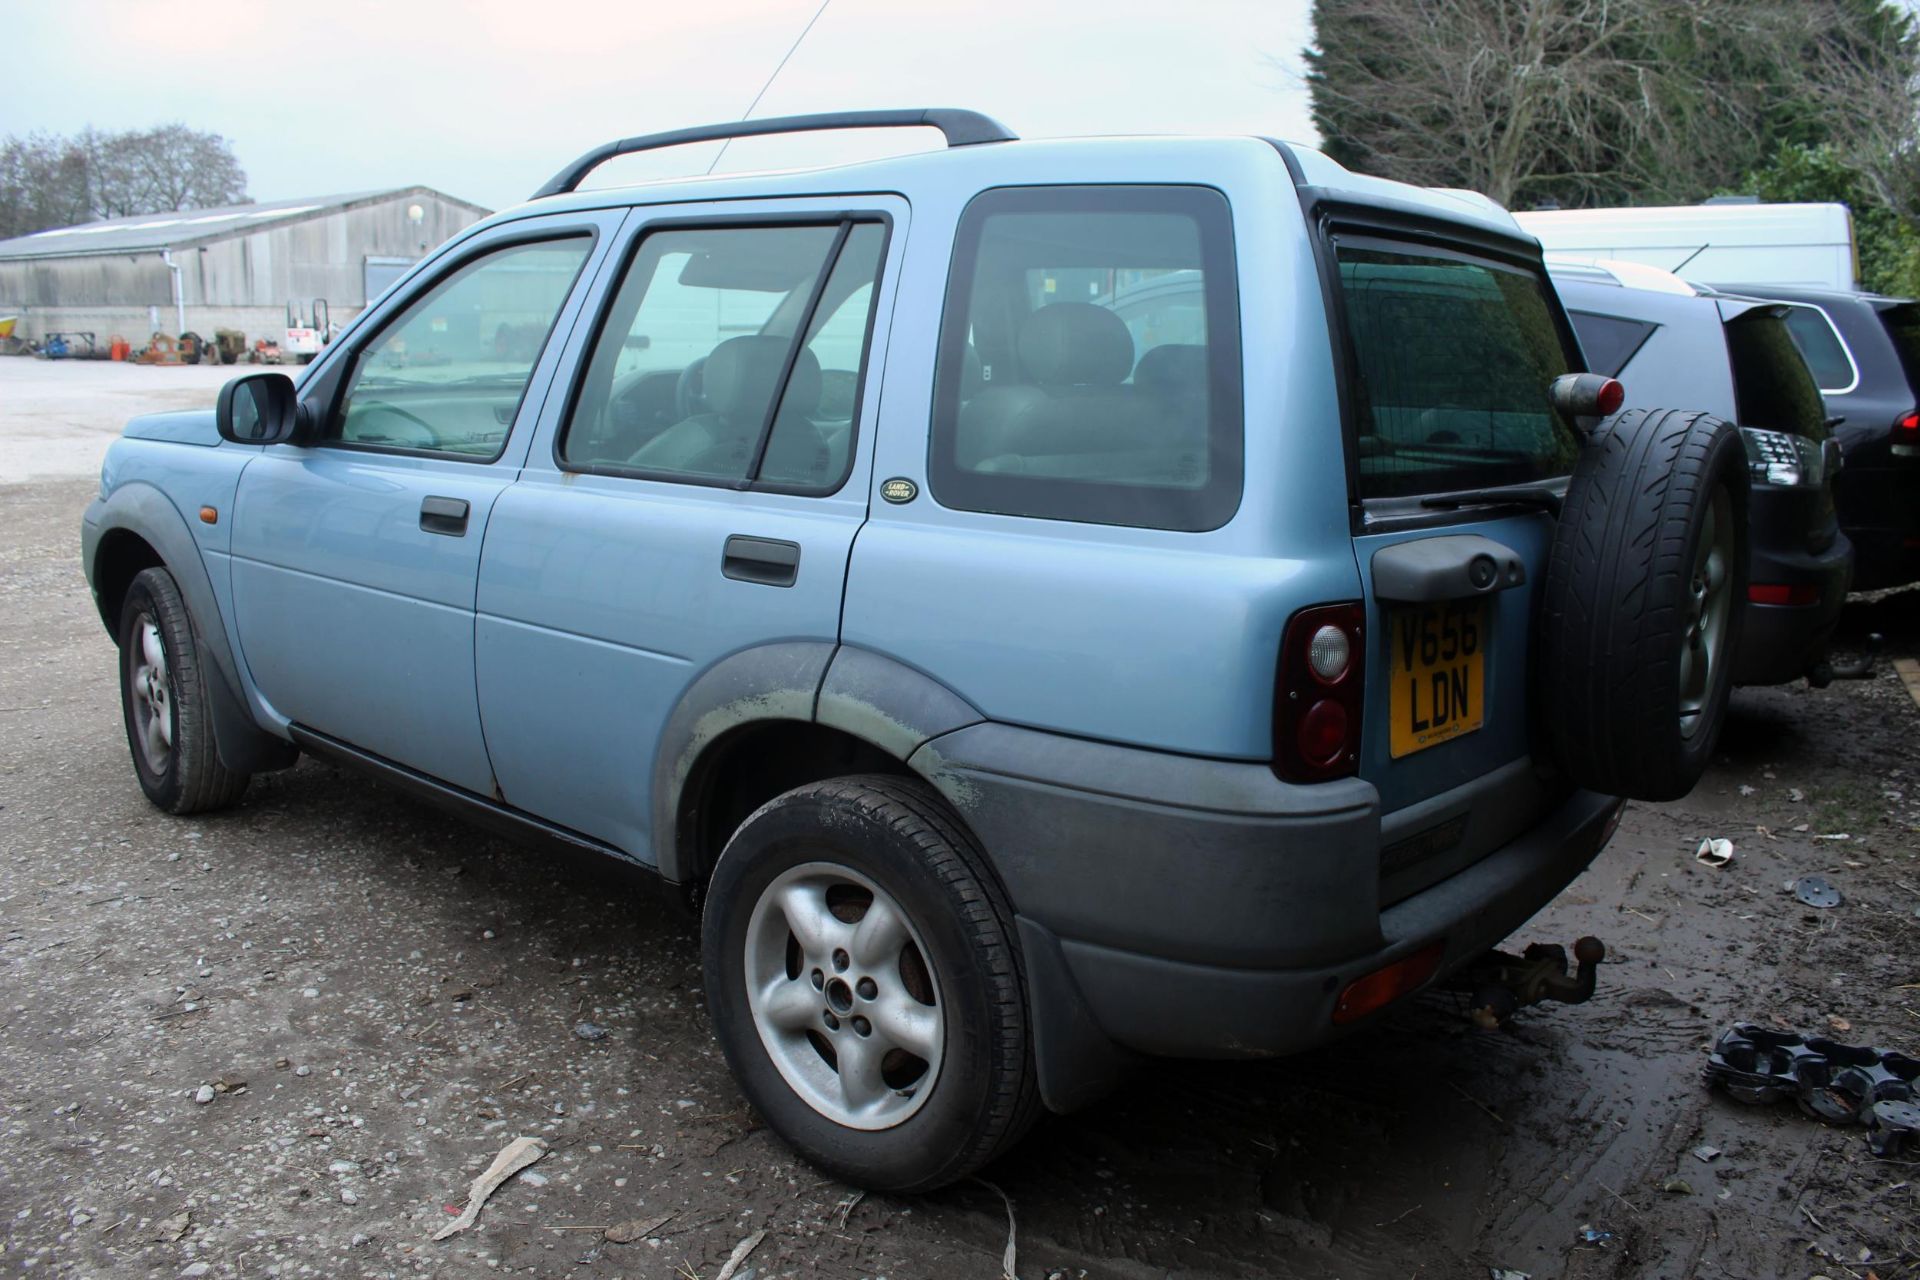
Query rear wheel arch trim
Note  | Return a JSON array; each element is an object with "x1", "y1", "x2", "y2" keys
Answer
[{"x1": 653, "y1": 643, "x2": 986, "y2": 887}]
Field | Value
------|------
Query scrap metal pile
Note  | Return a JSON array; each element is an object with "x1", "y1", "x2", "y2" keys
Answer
[{"x1": 1705, "y1": 1023, "x2": 1920, "y2": 1157}]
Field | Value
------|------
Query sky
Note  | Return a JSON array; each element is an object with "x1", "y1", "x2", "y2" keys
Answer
[{"x1": 2, "y1": 0, "x2": 1319, "y2": 215}]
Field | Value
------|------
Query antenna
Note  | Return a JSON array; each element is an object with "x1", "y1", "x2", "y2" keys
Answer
[{"x1": 707, "y1": 0, "x2": 833, "y2": 176}]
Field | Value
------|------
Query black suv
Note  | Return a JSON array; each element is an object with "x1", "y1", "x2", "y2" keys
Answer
[{"x1": 1719, "y1": 284, "x2": 1920, "y2": 590}]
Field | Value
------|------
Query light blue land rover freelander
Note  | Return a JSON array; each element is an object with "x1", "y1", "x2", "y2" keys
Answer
[{"x1": 82, "y1": 110, "x2": 1753, "y2": 1191}]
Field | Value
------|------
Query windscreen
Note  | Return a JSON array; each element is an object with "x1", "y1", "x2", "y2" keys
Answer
[{"x1": 1336, "y1": 243, "x2": 1580, "y2": 499}]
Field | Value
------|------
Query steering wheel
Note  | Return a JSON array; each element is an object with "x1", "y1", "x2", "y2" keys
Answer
[
  {"x1": 675, "y1": 357, "x2": 710, "y2": 421},
  {"x1": 350, "y1": 401, "x2": 438, "y2": 447}
]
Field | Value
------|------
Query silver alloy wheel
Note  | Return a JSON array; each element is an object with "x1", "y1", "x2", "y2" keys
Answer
[
  {"x1": 129, "y1": 614, "x2": 174, "y2": 774},
  {"x1": 742, "y1": 861, "x2": 944, "y2": 1130},
  {"x1": 1677, "y1": 484, "x2": 1734, "y2": 738}
]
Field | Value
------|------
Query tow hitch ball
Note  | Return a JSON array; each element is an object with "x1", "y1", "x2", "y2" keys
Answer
[{"x1": 1454, "y1": 936, "x2": 1606, "y2": 1030}]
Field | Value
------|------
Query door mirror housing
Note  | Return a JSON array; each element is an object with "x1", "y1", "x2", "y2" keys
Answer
[{"x1": 216, "y1": 373, "x2": 307, "y2": 445}]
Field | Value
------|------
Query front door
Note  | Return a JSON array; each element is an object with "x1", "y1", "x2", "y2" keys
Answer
[
  {"x1": 228, "y1": 215, "x2": 614, "y2": 793},
  {"x1": 473, "y1": 199, "x2": 904, "y2": 860}
]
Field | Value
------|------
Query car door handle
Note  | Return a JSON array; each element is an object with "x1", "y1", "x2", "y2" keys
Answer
[
  {"x1": 419, "y1": 496, "x2": 470, "y2": 536},
  {"x1": 722, "y1": 535, "x2": 799, "y2": 587}
]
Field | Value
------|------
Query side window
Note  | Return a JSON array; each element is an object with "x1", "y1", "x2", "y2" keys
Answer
[
  {"x1": 1780, "y1": 305, "x2": 1856, "y2": 392},
  {"x1": 332, "y1": 239, "x2": 590, "y2": 457},
  {"x1": 560, "y1": 221, "x2": 886, "y2": 493},
  {"x1": 929, "y1": 186, "x2": 1243, "y2": 532},
  {"x1": 1567, "y1": 309, "x2": 1658, "y2": 378}
]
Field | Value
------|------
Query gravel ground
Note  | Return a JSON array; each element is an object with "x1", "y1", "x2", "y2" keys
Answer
[{"x1": 3, "y1": 358, "x2": 1919, "y2": 1279}]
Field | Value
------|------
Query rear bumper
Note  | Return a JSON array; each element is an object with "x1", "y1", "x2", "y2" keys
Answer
[
  {"x1": 1732, "y1": 509, "x2": 1852, "y2": 687},
  {"x1": 910, "y1": 721, "x2": 1622, "y2": 1109},
  {"x1": 1043, "y1": 783, "x2": 1619, "y2": 1060},
  {"x1": 1836, "y1": 459, "x2": 1920, "y2": 590}
]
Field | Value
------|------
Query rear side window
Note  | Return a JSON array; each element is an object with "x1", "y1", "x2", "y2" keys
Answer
[
  {"x1": 1879, "y1": 303, "x2": 1920, "y2": 396},
  {"x1": 1780, "y1": 305, "x2": 1856, "y2": 392},
  {"x1": 929, "y1": 186, "x2": 1243, "y2": 531},
  {"x1": 1567, "y1": 310, "x2": 1658, "y2": 378},
  {"x1": 1724, "y1": 311, "x2": 1828, "y2": 440},
  {"x1": 1335, "y1": 242, "x2": 1579, "y2": 500}
]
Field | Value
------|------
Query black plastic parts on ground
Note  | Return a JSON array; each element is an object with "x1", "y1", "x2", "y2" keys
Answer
[{"x1": 1705, "y1": 1023, "x2": 1920, "y2": 1156}]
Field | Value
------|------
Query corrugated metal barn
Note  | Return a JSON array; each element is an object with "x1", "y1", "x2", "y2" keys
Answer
[{"x1": 0, "y1": 187, "x2": 490, "y2": 345}]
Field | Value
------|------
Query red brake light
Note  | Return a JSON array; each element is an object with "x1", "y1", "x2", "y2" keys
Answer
[
  {"x1": 1895, "y1": 411, "x2": 1919, "y2": 445},
  {"x1": 1749, "y1": 582, "x2": 1819, "y2": 607},
  {"x1": 1275, "y1": 602, "x2": 1365, "y2": 782}
]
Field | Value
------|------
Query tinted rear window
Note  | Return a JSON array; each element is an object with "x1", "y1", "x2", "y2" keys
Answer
[
  {"x1": 1336, "y1": 242, "x2": 1579, "y2": 499},
  {"x1": 1724, "y1": 311, "x2": 1828, "y2": 439},
  {"x1": 1879, "y1": 303, "x2": 1920, "y2": 396},
  {"x1": 1568, "y1": 310, "x2": 1659, "y2": 378},
  {"x1": 1780, "y1": 305, "x2": 1856, "y2": 391},
  {"x1": 929, "y1": 185, "x2": 1242, "y2": 531}
]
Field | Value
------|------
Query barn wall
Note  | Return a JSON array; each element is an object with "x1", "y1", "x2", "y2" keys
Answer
[
  {"x1": 186, "y1": 193, "x2": 481, "y2": 308},
  {"x1": 0, "y1": 190, "x2": 487, "y2": 342}
]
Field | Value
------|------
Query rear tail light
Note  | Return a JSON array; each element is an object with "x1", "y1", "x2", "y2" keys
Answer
[
  {"x1": 1275, "y1": 602, "x2": 1365, "y2": 782},
  {"x1": 1749, "y1": 582, "x2": 1820, "y2": 606},
  {"x1": 1894, "y1": 410, "x2": 1919, "y2": 457}
]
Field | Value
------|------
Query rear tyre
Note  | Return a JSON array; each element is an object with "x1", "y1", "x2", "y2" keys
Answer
[
  {"x1": 117, "y1": 567, "x2": 251, "y2": 814},
  {"x1": 1541, "y1": 408, "x2": 1749, "y2": 801},
  {"x1": 701, "y1": 775, "x2": 1040, "y2": 1192}
]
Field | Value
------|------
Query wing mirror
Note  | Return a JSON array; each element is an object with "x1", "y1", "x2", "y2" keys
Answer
[{"x1": 216, "y1": 372, "x2": 308, "y2": 445}]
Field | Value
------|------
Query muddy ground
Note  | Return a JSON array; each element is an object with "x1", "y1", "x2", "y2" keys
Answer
[{"x1": 2, "y1": 361, "x2": 1918, "y2": 1279}]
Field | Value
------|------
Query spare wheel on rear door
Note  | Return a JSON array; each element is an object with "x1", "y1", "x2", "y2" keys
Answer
[{"x1": 1540, "y1": 407, "x2": 1750, "y2": 801}]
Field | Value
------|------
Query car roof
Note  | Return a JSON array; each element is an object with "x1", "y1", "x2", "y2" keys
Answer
[
  {"x1": 1705, "y1": 281, "x2": 1914, "y2": 310},
  {"x1": 467, "y1": 132, "x2": 1529, "y2": 245},
  {"x1": 1544, "y1": 255, "x2": 1699, "y2": 295}
]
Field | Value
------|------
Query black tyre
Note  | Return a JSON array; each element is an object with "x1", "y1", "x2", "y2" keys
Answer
[
  {"x1": 701, "y1": 775, "x2": 1040, "y2": 1191},
  {"x1": 117, "y1": 567, "x2": 250, "y2": 814},
  {"x1": 1541, "y1": 408, "x2": 1749, "y2": 801}
]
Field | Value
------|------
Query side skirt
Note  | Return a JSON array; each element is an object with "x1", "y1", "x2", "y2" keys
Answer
[{"x1": 288, "y1": 724, "x2": 668, "y2": 881}]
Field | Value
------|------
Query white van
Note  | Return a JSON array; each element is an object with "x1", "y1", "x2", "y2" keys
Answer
[{"x1": 1516, "y1": 202, "x2": 1857, "y2": 291}]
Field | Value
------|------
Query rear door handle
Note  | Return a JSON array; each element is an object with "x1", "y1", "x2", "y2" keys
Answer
[
  {"x1": 420, "y1": 495, "x2": 470, "y2": 536},
  {"x1": 722, "y1": 535, "x2": 799, "y2": 587}
]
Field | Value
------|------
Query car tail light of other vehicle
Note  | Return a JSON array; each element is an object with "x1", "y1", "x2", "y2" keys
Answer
[
  {"x1": 1275, "y1": 602, "x2": 1365, "y2": 782},
  {"x1": 1893, "y1": 410, "x2": 1919, "y2": 459},
  {"x1": 1741, "y1": 427, "x2": 1832, "y2": 487},
  {"x1": 1748, "y1": 582, "x2": 1820, "y2": 606}
]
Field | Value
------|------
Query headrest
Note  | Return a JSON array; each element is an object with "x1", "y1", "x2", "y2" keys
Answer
[
  {"x1": 703, "y1": 335, "x2": 820, "y2": 424},
  {"x1": 1018, "y1": 303, "x2": 1134, "y2": 387},
  {"x1": 1133, "y1": 343, "x2": 1208, "y2": 399}
]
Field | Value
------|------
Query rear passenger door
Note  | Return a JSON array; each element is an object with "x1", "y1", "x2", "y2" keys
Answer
[{"x1": 474, "y1": 198, "x2": 904, "y2": 861}]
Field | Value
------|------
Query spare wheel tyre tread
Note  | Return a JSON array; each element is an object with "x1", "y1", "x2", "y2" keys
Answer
[{"x1": 1541, "y1": 408, "x2": 1747, "y2": 801}]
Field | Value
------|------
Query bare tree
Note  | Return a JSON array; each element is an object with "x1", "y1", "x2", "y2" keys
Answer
[
  {"x1": 1302, "y1": 0, "x2": 1919, "y2": 211},
  {"x1": 0, "y1": 133, "x2": 91, "y2": 239},
  {"x1": 0, "y1": 124, "x2": 248, "y2": 239}
]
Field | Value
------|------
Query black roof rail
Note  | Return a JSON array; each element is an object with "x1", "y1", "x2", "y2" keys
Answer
[{"x1": 531, "y1": 108, "x2": 1017, "y2": 199}]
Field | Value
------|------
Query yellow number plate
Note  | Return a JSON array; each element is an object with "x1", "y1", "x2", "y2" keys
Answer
[{"x1": 1388, "y1": 600, "x2": 1488, "y2": 759}]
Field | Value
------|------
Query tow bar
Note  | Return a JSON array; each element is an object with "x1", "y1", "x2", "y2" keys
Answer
[{"x1": 1453, "y1": 936, "x2": 1606, "y2": 1030}]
